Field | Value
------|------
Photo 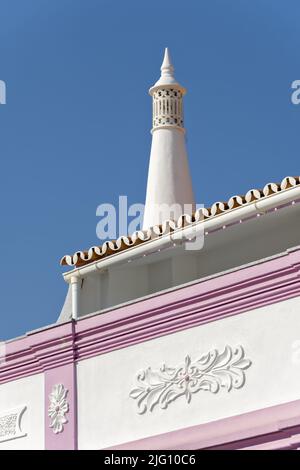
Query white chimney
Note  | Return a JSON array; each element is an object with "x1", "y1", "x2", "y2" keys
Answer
[{"x1": 143, "y1": 48, "x2": 195, "y2": 229}]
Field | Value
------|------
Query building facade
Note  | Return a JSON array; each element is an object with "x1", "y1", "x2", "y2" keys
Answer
[{"x1": 1, "y1": 50, "x2": 300, "y2": 450}]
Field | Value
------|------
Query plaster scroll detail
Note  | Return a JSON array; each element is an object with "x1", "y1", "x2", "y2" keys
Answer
[
  {"x1": 0, "y1": 406, "x2": 27, "y2": 443},
  {"x1": 130, "y1": 345, "x2": 252, "y2": 414}
]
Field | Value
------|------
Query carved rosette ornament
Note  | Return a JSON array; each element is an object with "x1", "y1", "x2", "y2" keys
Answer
[
  {"x1": 48, "y1": 384, "x2": 69, "y2": 434},
  {"x1": 130, "y1": 345, "x2": 252, "y2": 414}
]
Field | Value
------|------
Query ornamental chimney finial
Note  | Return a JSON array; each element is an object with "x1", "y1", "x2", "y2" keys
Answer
[
  {"x1": 160, "y1": 48, "x2": 175, "y2": 81},
  {"x1": 151, "y1": 47, "x2": 184, "y2": 90},
  {"x1": 149, "y1": 47, "x2": 186, "y2": 131}
]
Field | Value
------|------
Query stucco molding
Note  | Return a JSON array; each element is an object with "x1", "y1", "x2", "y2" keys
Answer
[
  {"x1": 1, "y1": 247, "x2": 300, "y2": 385},
  {"x1": 48, "y1": 384, "x2": 69, "y2": 434},
  {"x1": 0, "y1": 405, "x2": 27, "y2": 443},
  {"x1": 45, "y1": 364, "x2": 77, "y2": 450},
  {"x1": 130, "y1": 345, "x2": 251, "y2": 413},
  {"x1": 106, "y1": 399, "x2": 300, "y2": 450}
]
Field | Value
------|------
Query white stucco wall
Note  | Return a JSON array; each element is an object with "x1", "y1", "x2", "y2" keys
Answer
[
  {"x1": 58, "y1": 204, "x2": 300, "y2": 322},
  {"x1": 77, "y1": 296, "x2": 300, "y2": 449},
  {"x1": 0, "y1": 373, "x2": 44, "y2": 450}
]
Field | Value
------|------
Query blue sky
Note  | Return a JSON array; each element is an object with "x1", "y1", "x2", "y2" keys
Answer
[{"x1": 0, "y1": 0, "x2": 299, "y2": 340}]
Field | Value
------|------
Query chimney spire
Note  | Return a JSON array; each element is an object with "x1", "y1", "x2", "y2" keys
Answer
[
  {"x1": 142, "y1": 48, "x2": 195, "y2": 229},
  {"x1": 154, "y1": 47, "x2": 176, "y2": 86}
]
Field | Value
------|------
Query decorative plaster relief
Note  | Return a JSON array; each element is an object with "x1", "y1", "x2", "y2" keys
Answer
[
  {"x1": 0, "y1": 406, "x2": 27, "y2": 443},
  {"x1": 48, "y1": 384, "x2": 69, "y2": 434},
  {"x1": 130, "y1": 345, "x2": 251, "y2": 414}
]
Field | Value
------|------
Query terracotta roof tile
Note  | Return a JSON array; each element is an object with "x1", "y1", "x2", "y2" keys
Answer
[{"x1": 61, "y1": 176, "x2": 300, "y2": 268}]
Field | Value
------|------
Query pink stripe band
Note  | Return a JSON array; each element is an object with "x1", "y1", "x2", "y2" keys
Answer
[
  {"x1": 1, "y1": 247, "x2": 300, "y2": 385},
  {"x1": 106, "y1": 399, "x2": 300, "y2": 450}
]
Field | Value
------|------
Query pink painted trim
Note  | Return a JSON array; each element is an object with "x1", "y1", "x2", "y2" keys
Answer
[
  {"x1": 106, "y1": 400, "x2": 300, "y2": 450},
  {"x1": 241, "y1": 434, "x2": 300, "y2": 450},
  {"x1": 75, "y1": 249, "x2": 300, "y2": 362},
  {"x1": 45, "y1": 362, "x2": 77, "y2": 450},
  {"x1": 1, "y1": 247, "x2": 300, "y2": 384},
  {"x1": 0, "y1": 322, "x2": 75, "y2": 384}
]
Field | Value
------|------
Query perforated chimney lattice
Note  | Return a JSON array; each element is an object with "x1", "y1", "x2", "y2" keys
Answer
[{"x1": 152, "y1": 88, "x2": 184, "y2": 129}]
